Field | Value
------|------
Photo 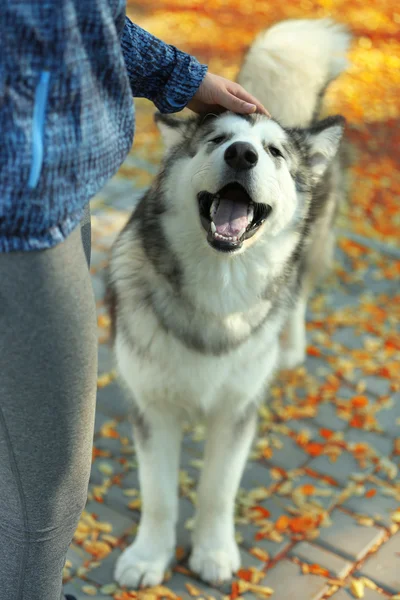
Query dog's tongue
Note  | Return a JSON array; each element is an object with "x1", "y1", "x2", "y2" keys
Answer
[{"x1": 213, "y1": 194, "x2": 249, "y2": 237}]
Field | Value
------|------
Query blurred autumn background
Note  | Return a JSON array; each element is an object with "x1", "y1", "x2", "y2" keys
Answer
[{"x1": 125, "y1": 0, "x2": 400, "y2": 249}]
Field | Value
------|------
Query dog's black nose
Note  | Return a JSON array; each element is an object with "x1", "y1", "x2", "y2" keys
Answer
[{"x1": 224, "y1": 142, "x2": 258, "y2": 170}]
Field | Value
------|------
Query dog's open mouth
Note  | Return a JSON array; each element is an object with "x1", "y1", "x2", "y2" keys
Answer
[{"x1": 198, "y1": 183, "x2": 272, "y2": 252}]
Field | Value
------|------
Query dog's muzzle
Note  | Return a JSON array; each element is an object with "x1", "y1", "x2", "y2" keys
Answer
[{"x1": 198, "y1": 182, "x2": 272, "y2": 253}]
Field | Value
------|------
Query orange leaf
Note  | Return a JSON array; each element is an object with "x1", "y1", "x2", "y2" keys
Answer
[
  {"x1": 250, "y1": 506, "x2": 271, "y2": 519},
  {"x1": 305, "y1": 442, "x2": 325, "y2": 457},
  {"x1": 83, "y1": 540, "x2": 112, "y2": 559},
  {"x1": 249, "y1": 547, "x2": 270, "y2": 562},
  {"x1": 307, "y1": 345, "x2": 321, "y2": 357},
  {"x1": 320, "y1": 428, "x2": 334, "y2": 439},
  {"x1": 262, "y1": 447, "x2": 274, "y2": 459},
  {"x1": 351, "y1": 396, "x2": 369, "y2": 409},
  {"x1": 365, "y1": 489, "x2": 377, "y2": 498},
  {"x1": 350, "y1": 414, "x2": 365, "y2": 428},
  {"x1": 237, "y1": 568, "x2": 253, "y2": 582},
  {"x1": 377, "y1": 366, "x2": 392, "y2": 378},
  {"x1": 308, "y1": 563, "x2": 330, "y2": 577},
  {"x1": 300, "y1": 484, "x2": 316, "y2": 496},
  {"x1": 275, "y1": 515, "x2": 290, "y2": 531},
  {"x1": 230, "y1": 581, "x2": 240, "y2": 600},
  {"x1": 289, "y1": 515, "x2": 318, "y2": 533},
  {"x1": 352, "y1": 443, "x2": 368, "y2": 455}
]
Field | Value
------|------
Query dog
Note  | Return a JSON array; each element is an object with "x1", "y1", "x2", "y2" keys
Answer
[{"x1": 106, "y1": 18, "x2": 351, "y2": 588}]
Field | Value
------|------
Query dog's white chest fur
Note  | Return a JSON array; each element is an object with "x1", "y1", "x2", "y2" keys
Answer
[{"x1": 113, "y1": 230, "x2": 288, "y2": 419}]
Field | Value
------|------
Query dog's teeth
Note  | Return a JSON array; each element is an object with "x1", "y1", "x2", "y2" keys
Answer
[
  {"x1": 210, "y1": 197, "x2": 220, "y2": 219},
  {"x1": 247, "y1": 204, "x2": 254, "y2": 222},
  {"x1": 237, "y1": 228, "x2": 246, "y2": 238},
  {"x1": 210, "y1": 222, "x2": 216, "y2": 234}
]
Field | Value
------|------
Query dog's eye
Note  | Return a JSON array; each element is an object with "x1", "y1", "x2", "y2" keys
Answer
[
  {"x1": 209, "y1": 135, "x2": 226, "y2": 145},
  {"x1": 268, "y1": 146, "x2": 284, "y2": 159}
]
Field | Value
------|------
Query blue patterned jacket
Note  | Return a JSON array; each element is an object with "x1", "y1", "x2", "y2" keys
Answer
[{"x1": 0, "y1": 2, "x2": 207, "y2": 251}]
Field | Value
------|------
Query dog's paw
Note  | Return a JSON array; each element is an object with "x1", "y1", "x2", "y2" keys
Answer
[
  {"x1": 189, "y1": 541, "x2": 241, "y2": 585},
  {"x1": 115, "y1": 541, "x2": 172, "y2": 589}
]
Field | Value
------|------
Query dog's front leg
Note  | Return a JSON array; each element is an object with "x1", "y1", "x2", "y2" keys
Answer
[
  {"x1": 190, "y1": 403, "x2": 257, "y2": 584},
  {"x1": 115, "y1": 409, "x2": 182, "y2": 588}
]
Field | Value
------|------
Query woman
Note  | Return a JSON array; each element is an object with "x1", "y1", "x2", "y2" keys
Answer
[{"x1": 0, "y1": 3, "x2": 268, "y2": 599}]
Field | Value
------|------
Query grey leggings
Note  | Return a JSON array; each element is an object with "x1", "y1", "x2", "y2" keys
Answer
[{"x1": 0, "y1": 206, "x2": 97, "y2": 600}]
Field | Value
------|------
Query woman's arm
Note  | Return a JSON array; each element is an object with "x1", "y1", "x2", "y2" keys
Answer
[{"x1": 121, "y1": 17, "x2": 208, "y2": 113}]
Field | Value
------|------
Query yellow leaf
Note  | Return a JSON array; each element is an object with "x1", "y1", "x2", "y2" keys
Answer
[
  {"x1": 391, "y1": 510, "x2": 400, "y2": 523},
  {"x1": 350, "y1": 579, "x2": 365, "y2": 598},
  {"x1": 185, "y1": 582, "x2": 202, "y2": 596},
  {"x1": 82, "y1": 585, "x2": 98, "y2": 596},
  {"x1": 128, "y1": 498, "x2": 142, "y2": 510}
]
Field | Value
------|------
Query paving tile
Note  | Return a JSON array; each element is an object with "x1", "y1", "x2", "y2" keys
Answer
[
  {"x1": 312, "y1": 402, "x2": 349, "y2": 432},
  {"x1": 375, "y1": 393, "x2": 400, "y2": 437},
  {"x1": 345, "y1": 429, "x2": 393, "y2": 457},
  {"x1": 358, "y1": 532, "x2": 400, "y2": 594},
  {"x1": 237, "y1": 521, "x2": 291, "y2": 558},
  {"x1": 94, "y1": 433, "x2": 125, "y2": 456},
  {"x1": 84, "y1": 501, "x2": 136, "y2": 538},
  {"x1": 182, "y1": 431, "x2": 206, "y2": 457},
  {"x1": 340, "y1": 479, "x2": 399, "y2": 527},
  {"x1": 65, "y1": 543, "x2": 91, "y2": 576},
  {"x1": 167, "y1": 572, "x2": 225, "y2": 599},
  {"x1": 92, "y1": 273, "x2": 107, "y2": 302},
  {"x1": 86, "y1": 547, "x2": 122, "y2": 586},
  {"x1": 91, "y1": 247, "x2": 109, "y2": 269},
  {"x1": 216, "y1": 547, "x2": 267, "y2": 595},
  {"x1": 119, "y1": 468, "x2": 140, "y2": 490},
  {"x1": 97, "y1": 343, "x2": 114, "y2": 375},
  {"x1": 240, "y1": 460, "x2": 275, "y2": 489},
  {"x1": 90, "y1": 457, "x2": 125, "y2": 485},
  {"x1": 362, "y1": 375, "x2": 392, "y2": 398},
  {"x1": 289, "y1": 541, "x2": 353, "y2": 578},
  {"x1": 94, "y1": 411, "x2": 112, "y2": 435},
  {"x1": 176, "y1": 497, "x2": 196, "y2": 550},
  {"x1": 284, "y1": 473, "x2": 342, "y2": 510},
  {"x1": 63, "y1": 580, "x2": 113, "y2": 599},
  {"x1": 103, "y1": 484, "x2": 141, "y2": 520},
  {"x1": 307, "y1": 451, "x2": 374, "y2": 487},
  {"x1": 238, "y1": 546, "x2": 266, "y2": 570},
  {"x1": 264, "y1": 433, "x2": 309, "y2": 470},
  {"x1": 332, "y1": 327, "x2": 365, "y2": 349},
  {"x1": 330, "y1": 586, "x2": 386, "y2": 600},
  {"x1": 288, "y1": 420, "x2": 322, "y2": 439},
  {"x1": 260, "y1": 559, "x2": 329, "y2": 600},
  {"x1": 96, "y1": 381, "x2": 132, "y2": 419},
  {"x1": 306, "y1": 355, "x2": 333, "y2": 378},
  {"x1": 255, "y1": 494, "x2": 294, "y2": 522},
  {"x1": 314, "y1": 509, "x2": 385, "y2": 561},
  {"x1": 115, "y1": 418, "x2": 136, "y2": 445}
]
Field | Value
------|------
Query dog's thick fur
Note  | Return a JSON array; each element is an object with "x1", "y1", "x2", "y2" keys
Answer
[{"x1": 107, "y1": 18, "x2": 351, "y2": 588}]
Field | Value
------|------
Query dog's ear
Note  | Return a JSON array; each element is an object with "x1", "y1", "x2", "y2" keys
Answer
[
  {"x1": 305, "y1": 116, "x2": 345, "y2": 181},
  {"x1": 154, "y1": 113, "x2": 187, "y2": 150}
]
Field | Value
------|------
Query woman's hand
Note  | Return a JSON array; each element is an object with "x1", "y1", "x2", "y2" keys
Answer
[{"x1": 187, "y1": 72, "x2": 270, "y2": 116}]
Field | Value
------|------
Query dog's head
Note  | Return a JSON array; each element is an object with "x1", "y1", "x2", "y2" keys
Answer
[{"x1": 155, "y1": 111, "x2": 344, "y2": 255}]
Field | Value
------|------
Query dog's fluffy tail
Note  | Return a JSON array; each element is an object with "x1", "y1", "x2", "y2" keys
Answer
[{"x1": 237, "y1": 18, "x2": 351, "y2": 128}]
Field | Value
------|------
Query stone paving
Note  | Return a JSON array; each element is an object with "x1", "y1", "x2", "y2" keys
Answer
[{"x1": 63, "y1": 2, "x2": 400, "y2": 598}]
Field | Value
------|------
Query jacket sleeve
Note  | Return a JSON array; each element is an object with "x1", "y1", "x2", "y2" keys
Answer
[{"x1": 120, "y1": 17, "x2": 208, "y2": 113}]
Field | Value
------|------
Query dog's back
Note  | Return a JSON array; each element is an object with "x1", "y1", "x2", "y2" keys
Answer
[{"x1": 238, "y1": 19, "x2": 351, "y2": 367}]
